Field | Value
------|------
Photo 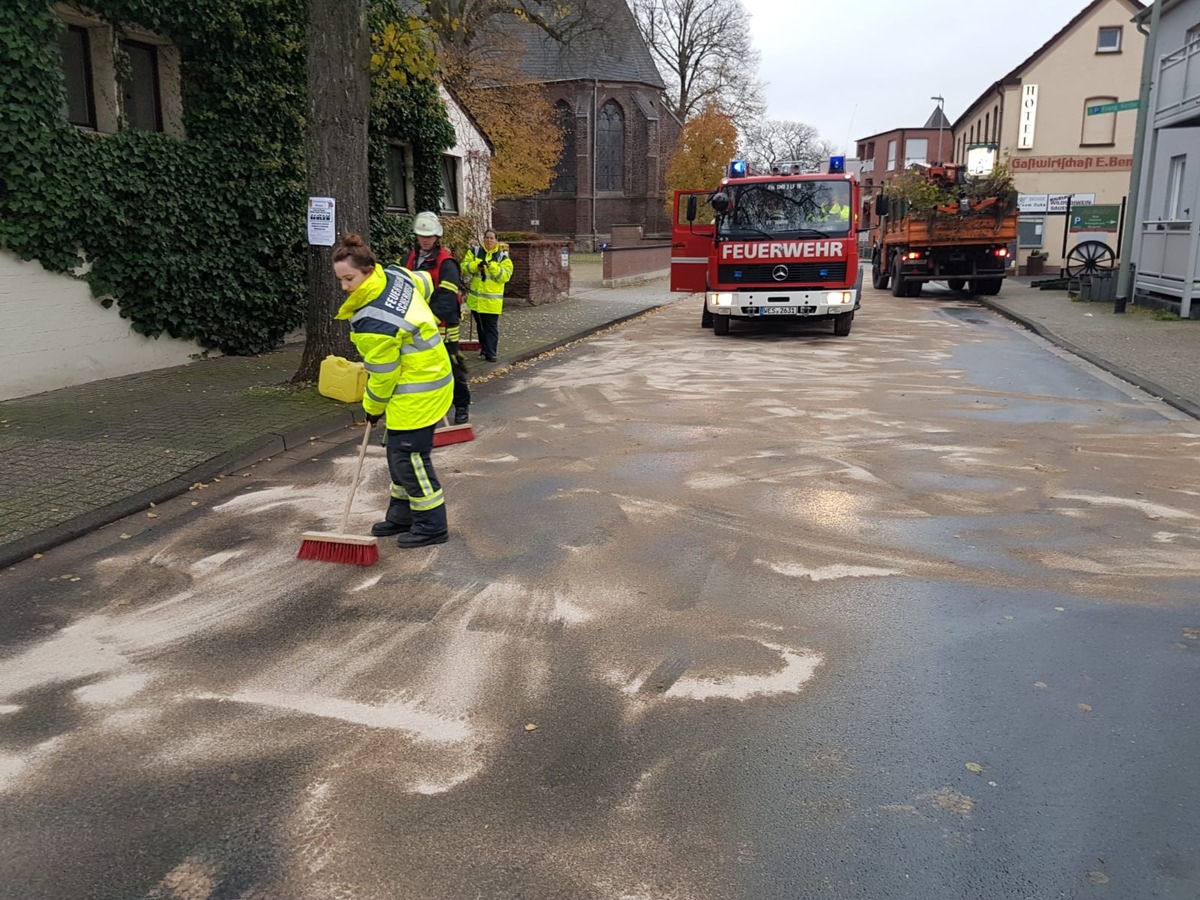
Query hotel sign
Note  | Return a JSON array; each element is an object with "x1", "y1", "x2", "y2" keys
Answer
[
  {"x1": 1011, "y1": 155, "x2": 1132, "y2": 172},
  {"x1": 1018, "y1": 84, "x2": 1038, "y2": 149}
]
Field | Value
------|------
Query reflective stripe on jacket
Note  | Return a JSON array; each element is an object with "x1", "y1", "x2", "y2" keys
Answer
[
  {"x1": 462, "y1": 246, "x2": 513, "y2": 315},
  {"x1": 335, "y1": 265, "x2": 453, "y2": 430}
]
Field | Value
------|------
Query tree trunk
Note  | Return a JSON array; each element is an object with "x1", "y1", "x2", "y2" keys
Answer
[{"x1": 293, "y1": 0, "x2": 371, "y2": 383}]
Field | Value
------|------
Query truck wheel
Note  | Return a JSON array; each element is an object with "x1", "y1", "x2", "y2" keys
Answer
[
  {"x1": 713, "y1": 314, "x2": 730, "y2": 336},
  {"x1": 947, "y1": 278, "x2": 966, "y2": 292},
  {"x1": 871, "y1": 259, "x2": 889, "y2": 290},
  {"x1": 890, "y1": 257, "x2": 906, "y2": 297},
  {"x1": 971, "y1": 278, "x2": 1003, "y2": 296},
  {"x1": 833, "y1": 312, "x2": 854, "y2": 336},
  {"x1": 908, "y1": 281, "x2": 922, "y2": 298},
  {"x1": 701, "y1": 302, "x2": 713, "y2": 328}
]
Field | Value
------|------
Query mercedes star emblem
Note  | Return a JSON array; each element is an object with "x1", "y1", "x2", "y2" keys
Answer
[{"x1": 772, "y1": 264, "x2": 789, "y2": 281}]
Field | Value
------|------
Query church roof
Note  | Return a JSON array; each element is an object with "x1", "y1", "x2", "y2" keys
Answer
[{"x1": 503, "y1": 0, "x2": 666, "y2": 89}]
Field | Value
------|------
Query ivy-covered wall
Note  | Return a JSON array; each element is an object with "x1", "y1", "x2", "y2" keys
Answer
[{"x1": 0, "y1": 0, "x2": 454, "y2": 356}]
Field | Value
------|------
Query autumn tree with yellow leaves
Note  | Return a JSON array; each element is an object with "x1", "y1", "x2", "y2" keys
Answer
[{"x1": 664, "y1": 104, "x2": 739, "y2": 215}]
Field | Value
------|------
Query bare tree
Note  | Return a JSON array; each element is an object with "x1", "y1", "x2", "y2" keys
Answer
[
  {"x1": 294, "y1": 0, "x2": 371, "y2": 383},
  {"x1": 631, "y1": 0, "x2": 765, "y2": 127},
  {"x1": 740, "y1": 119, "x2": 837, "y2": 175}
]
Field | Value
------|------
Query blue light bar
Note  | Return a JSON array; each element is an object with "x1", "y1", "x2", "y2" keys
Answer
[
  {"x1": 828, "y1": 156, "x2": 845, "y2": 174},
  {"x1": 729, "y1": 159, "x2": 748, "y2": 178}
]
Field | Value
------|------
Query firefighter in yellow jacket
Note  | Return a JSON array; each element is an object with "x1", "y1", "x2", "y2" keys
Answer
[
  {"x1": 461, "y1": 228, "x2": 513, "y2": 362},
  {"x1": 333, "y1": 233, "x2": 453, "y2": 548}
]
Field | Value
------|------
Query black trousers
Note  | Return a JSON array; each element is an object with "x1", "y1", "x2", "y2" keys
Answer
[
  {"x1": 382, "y1": 423, "x2": 447, "y2": 535},
  {"x1": 451, "y1": 353, "x2": 470, "y2": 411},
  {"x1": 473, "y1": 311, "x2": 500, "y2": 359}
]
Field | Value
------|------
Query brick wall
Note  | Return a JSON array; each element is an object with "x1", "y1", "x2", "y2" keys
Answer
[
  {"x1": 601, "y1": 244, "x2": 670, "y2": 285},
  {"x1": 0, "y1": 250, "x2": 207, "y2": 401},
  {"x1": 506, "y1": 241, "x2": 571, "y2": 305}
]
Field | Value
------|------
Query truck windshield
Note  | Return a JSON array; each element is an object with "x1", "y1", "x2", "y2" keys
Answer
[{"x1": 718, "y1": 181, "x2": 852, "y2": 238}]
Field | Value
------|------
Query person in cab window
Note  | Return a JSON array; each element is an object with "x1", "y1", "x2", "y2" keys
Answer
[{"x1": 461, "y1": 229, "x2": 513, "y2": 363}]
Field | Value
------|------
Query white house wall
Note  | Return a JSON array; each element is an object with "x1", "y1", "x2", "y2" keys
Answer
[
  {"x1": 439, "y1": 86, "x2": 492, "y2": 231},
  {"x1": 0, "y1": 250, "x2": 209, "y2": 401}
]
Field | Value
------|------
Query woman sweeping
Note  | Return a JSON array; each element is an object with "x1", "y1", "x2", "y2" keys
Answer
[{"x1": 332, "y1": 233, "x2": 454, "y2": 548}]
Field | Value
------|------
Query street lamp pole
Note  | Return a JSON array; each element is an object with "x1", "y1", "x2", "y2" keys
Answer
[{"x1": 931, "y1": 95, "x2": 945, "y2": 163}]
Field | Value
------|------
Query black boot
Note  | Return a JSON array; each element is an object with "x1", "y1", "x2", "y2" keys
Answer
[
  {"x1": 396, "y1": 531, "x2": 449, "y2": 548},
  {"x1": 371, "y1": 520, "x2": 411, "y2": 537},
  {"x1": 453, "y1": 407, "x2": 469, "y2": 425}
]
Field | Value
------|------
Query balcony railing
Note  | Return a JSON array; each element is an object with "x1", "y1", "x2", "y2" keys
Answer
[{"x1": 1155, "y1": 41, "x2": 1200, "y2": 128}]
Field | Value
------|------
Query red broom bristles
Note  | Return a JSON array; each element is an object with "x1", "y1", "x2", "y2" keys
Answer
[{"x1": 297, "y1": 537, "x2": 379, "y2": 566}]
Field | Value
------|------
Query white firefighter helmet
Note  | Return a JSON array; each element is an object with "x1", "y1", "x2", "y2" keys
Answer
[{"x1": 413, "y1": 211, "x2": 443, "y2": 237}]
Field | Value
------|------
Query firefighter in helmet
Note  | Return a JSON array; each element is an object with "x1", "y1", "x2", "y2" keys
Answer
[{"x1": 402, "y1": 211, "x2": 471, "y2": 424}]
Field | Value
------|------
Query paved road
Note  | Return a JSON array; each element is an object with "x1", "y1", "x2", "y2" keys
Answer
[{"x1": 1, "y1": 286, "x2": 1198, "y2": 899}]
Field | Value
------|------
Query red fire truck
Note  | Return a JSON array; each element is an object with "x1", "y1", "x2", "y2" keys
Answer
[{"x1": 671, "y1": 159, "x2": 863, "y2": 336}]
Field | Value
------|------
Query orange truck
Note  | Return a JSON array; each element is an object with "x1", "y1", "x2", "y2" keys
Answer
[{"x1": 869, "y1": 163, "x2": 1018, "y2": 297}]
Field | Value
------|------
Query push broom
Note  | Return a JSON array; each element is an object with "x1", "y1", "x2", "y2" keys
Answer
[{"x1": 297, "y1": 421, "x2": 379, "y2": 566}]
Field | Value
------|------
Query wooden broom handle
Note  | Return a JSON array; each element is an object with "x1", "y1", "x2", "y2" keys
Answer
[{"x1": 339, "y1": 422, "x2": 373, "y2": 534}]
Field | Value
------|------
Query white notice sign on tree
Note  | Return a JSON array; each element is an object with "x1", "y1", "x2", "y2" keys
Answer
[{"x1": 307, "y1": 197, "x2": 336, "y2": 246}]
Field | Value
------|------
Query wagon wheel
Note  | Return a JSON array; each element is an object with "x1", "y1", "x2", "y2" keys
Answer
[{"x1": 1064, "y1": 240, "x2": 1116, "y2": 279}]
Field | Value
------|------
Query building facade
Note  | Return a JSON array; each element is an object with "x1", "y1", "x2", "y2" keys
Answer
[
  {"x1": 491, "y1": 0, "x2": 682, "y2": 248},
  {"x1": 1131, "y1": 0, "x2": 1200, "y2": 316},
  {"x1": 953, "y1": 0, "x2": 1145, "y2": 276},
  {"x1": 854, "y1": 106, "x2": 954, "y2": 231}
]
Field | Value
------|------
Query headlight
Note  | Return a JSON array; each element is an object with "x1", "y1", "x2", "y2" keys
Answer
[
  {"x1": 826, "y1": 291, "x2": 855, "y2": 305},
  {"x1": 707, "y1": 292, "x2": 735, "y2": 306}
]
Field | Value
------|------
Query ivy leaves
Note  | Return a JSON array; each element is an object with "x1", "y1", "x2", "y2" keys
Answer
[{"x1": 2, "y1": 0, "x2": 453, "y2": 357}]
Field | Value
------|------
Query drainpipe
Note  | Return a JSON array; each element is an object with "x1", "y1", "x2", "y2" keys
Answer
[
  {"x1": 1114, "y1": 0, "x2": 1162, "y2": 313},
  {"x1": 592, "y1": 78, "x2": 598, "y2": 250}
]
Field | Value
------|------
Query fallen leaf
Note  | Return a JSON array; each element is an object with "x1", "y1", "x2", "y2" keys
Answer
[
  {"x1": 1055, "y1": 607, "x2": 1065, "y2": 612},
  {"x1": 965, "y1": 762, "x2": 983, "y2": 773},
  {"x1": 1004, "y1": 615, "x2": 1014, "y2": 621},
  {"x1": 1086, "y1": 871, "x2": 1109, "y2": 885},
  {"x1": 146, "y1": 512, "x2": 159, "y2": 519},
  {"x1": 70, "y1": 577, "x2": 81, "y2": 582},
  {"x1": 119, "y1": 533, "x2": 132, "y2": 540},
  {"x1": 1183, "y1": 628, "x2": 1200, "y2": 640},
  {"x1": 524, "y1": 723, "x2": 538, "y2": 732},
  {"x1": 1034, "y1": 682, "x2": 1048, "y2": 690},
  {"x1": 1078, "y1": 703, "x2": 1093, "y2": 712},
  {"x1": 190, "y1": 501, "x2": 200, "y2": 507},
  {"x1": 32, "y1": 553, "x2": 44, "y2": 560}
]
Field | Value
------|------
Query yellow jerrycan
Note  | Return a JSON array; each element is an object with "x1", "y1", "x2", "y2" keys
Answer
[{"x1": 318, "y1": 355, "x2": 367, "y2": 403}]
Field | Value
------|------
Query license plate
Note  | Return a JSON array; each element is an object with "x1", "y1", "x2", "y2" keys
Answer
[{"x1": 759, "y1": 306, "x2": 817, "y2": 316}]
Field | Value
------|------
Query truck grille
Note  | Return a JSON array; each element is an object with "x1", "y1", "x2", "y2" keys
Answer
[{"x1": 718, "y1": 262, "x2": 848, "y2": 285}]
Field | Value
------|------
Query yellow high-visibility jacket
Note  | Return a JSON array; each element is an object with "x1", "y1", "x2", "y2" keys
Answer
[
  {"x1": 461, "y1": 245, "x2": 514, "y2": 315},
  {"x1": 334, "y1": 264, "x2": 453, "y2": 430}
]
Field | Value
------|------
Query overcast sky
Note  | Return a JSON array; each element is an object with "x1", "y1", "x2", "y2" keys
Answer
[{"x1": 740, "y1": 0, "x2": 1132, "y2": 152}]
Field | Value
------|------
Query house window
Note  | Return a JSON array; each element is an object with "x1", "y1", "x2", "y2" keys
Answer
[
  {"x1": 550, "y1": 100, "x2": 577, "y2": 194},
  {"x1": 1187, "y1": 24, "x2": 1200, "y2": 46},
  {"x1": 386, "y1": 144, "x2": 410, "y2": 211},
  {"x1": 904, "y1": 138, "x2": 928, "y2": 167},
  {"x1": 1018, "y1": 216, "x2": 1045, "y2": 249},
  {"x1": 54, "y1": 11, "x2": 182, "y2": 137},
  {"x1": 596, "y1": 100, "x2": 624, "y2": 193},
  {"x1": 886, "y1": 139, "x2": 896, "y2": 170},
  {"x1": 1097, "y1": 26, "x2": 1122, "y2": 53},
  {"x1": 1081, "y1": 96, "x2": 1117, "y2": 146},
  {"x1": 59, "y1": 25, "x2": 97, "y2": 129},
  {"x1": 439, "y1": 154, "x2": 460, "y2": 213},
  {"x1": 120, "y1": 40, "x2": 162, "y2": 131},
  {"x1": 1165, "y1": 155, "x2": 1187, "y2": 220}
]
